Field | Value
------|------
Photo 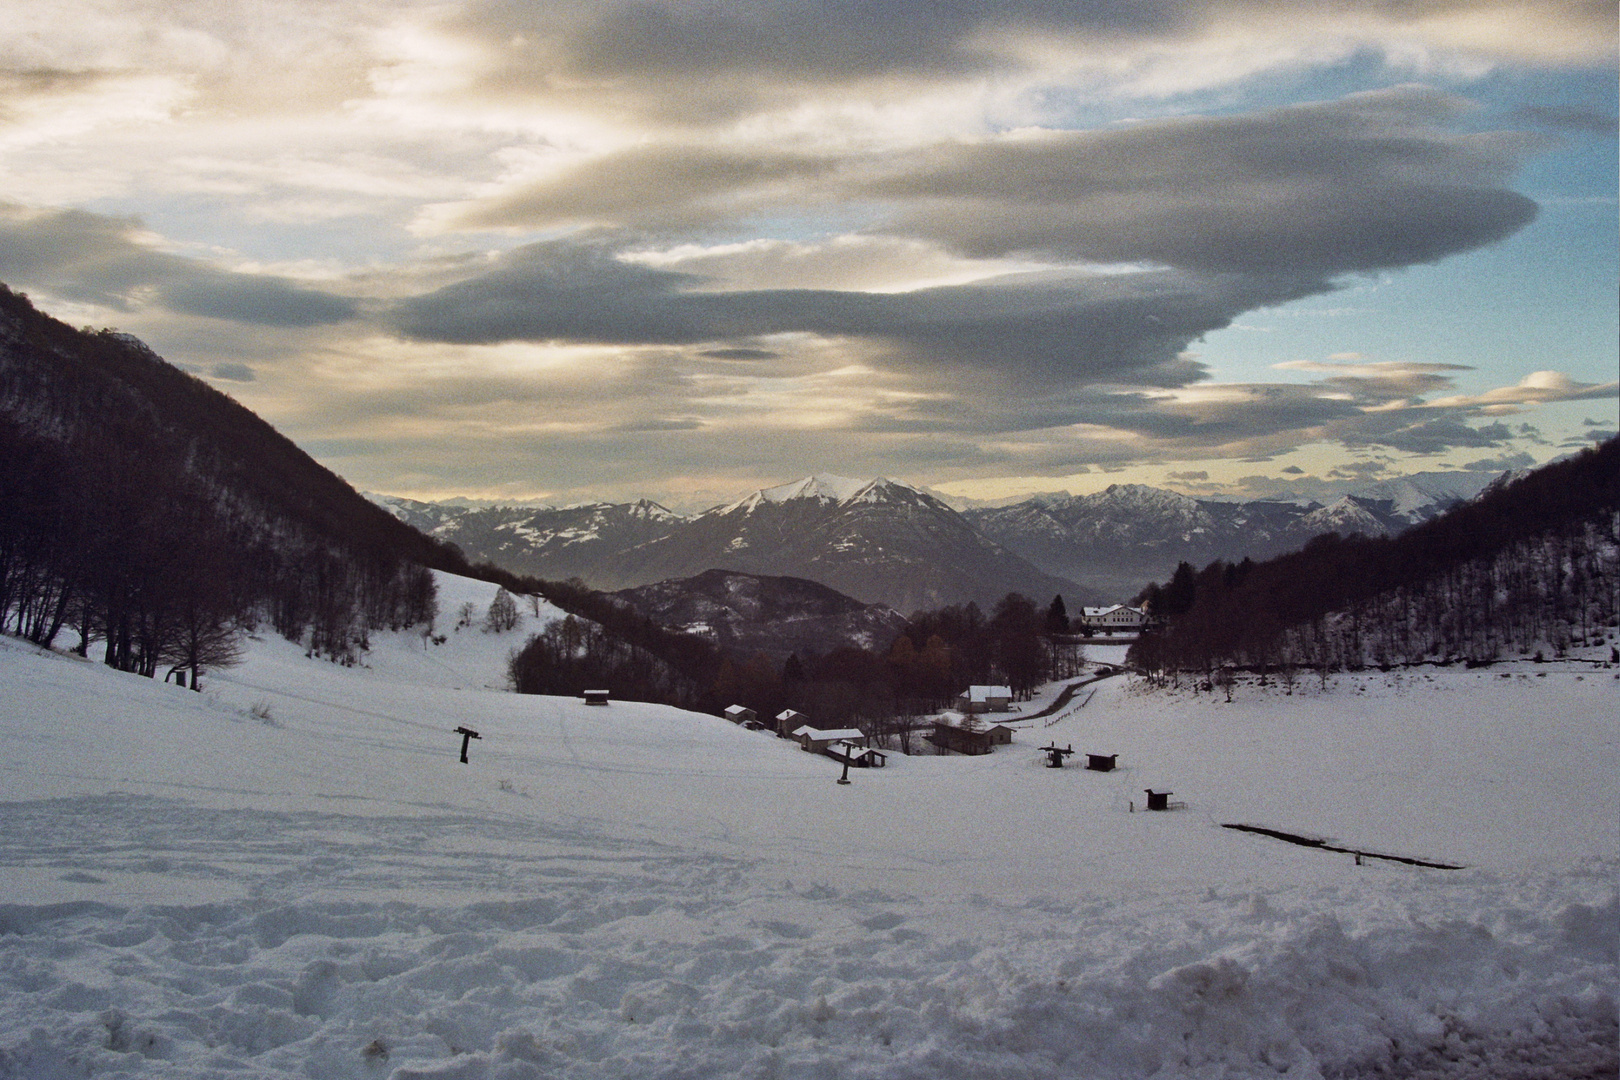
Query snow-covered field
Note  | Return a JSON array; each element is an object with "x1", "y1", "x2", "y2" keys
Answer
[{"x1": 0, "y1": 572, "x2": 1615, "y2": 1078}]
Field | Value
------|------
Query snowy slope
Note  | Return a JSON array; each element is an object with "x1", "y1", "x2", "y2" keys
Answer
[{"x1": 0, "y1": 572, "x2": 1615, "y2": 1078}]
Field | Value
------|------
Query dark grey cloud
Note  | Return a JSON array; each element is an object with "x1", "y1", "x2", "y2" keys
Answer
[
  {"x1": 700, "y1": 347, "x2": 780, "y2": 360},
  {"x1": 162, "y1": 276, "x2": 357, "y2": 328},
  {"x1": 612, "y1": 417, "x2": 707, "y2": 432},
  {"x1": 1339, "y1": 415, "x2": 1514, "y2": 454},
  {"x1": 464, "y1": 87, "x2": 1542, "y2": 280},
  {"x1": 865, "y1": 87, "x2": 1541, "y2": 272},
  {"x1": 449, "y1": 0, "x2": 1615, "y2": 120},
  {"x1": 835, "y1": 380, "x2": 1368, "y2": 451},
  {"x1": 1512, "y1": 105, "x2": 1618, "y2": 134},
  {"x1": 457, "y1": 0, "x2": 1188, "y2": 104},
  {"x1": 0, "y1": 206, "x2": 359, "y2": 327},
  {"x1": 1460, "y1": 450, "x2": 1536, "y2": 470},
  {"x1": 0, "y1": 67, "x2": 111, "y2": 121},
  {"x1": 458, "y1": 146, "x2": 837, "y2": 230},
  {"x1": 1328, "y1": 459, "x2": 1393, "y2": 479},
  {"x1": 208, "y1": 362, "x2": 256, "y2": 382},
  {"x1": 1565, "y1": 430, "x2": 1615, "y2": 445},
  {"x1": 388, "y1": 237, "x2": 1332, "y2": 390}
]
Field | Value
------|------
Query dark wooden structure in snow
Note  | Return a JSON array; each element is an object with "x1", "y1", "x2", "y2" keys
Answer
[
  {"x1": 582, "y1": 689, "x2": 610, "y2": 706},
  {"x1": 1041, "y1": 743, "x2": 1075, "y2": 768},
  {"x1": 1143, "y1": 789, "x2": 1185, "y2": 811},
  {"x1": 1086, "y1": 753, "x2": 1118, "y2": 772},
  {"x1": 828, "y1": 740, "x2": 888, "y2": 769},
  {"x1": 929, "y1": 720, "x2": 1014, "y2": 755},
  {"x1": 453, "y1": 725, "x2": 481, "y2": 763}
]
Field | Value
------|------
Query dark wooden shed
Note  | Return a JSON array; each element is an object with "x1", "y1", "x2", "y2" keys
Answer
[{"x1": 1086, "y1": 753, "x2": 1118, "y2": 772}]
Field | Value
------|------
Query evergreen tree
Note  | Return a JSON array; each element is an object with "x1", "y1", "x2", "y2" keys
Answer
[{"x1": 1044, "y1": 594, "x2": 1069, "y2": 635}]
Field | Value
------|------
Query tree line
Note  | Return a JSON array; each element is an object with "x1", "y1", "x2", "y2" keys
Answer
[
  {"x1": 1129, "y1": 437, "x2": 1620, "y2": 681},
  {"x1": 527, "y1": 590, "x2": 1088, "y2": 752}
]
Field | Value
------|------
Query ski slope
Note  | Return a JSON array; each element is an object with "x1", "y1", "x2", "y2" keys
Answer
[{"x1": 0, "y1": 572, "x2": 1614, "y2": 1078}]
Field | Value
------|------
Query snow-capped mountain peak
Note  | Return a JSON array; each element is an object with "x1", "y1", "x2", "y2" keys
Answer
[
  {"x1": 847, "y1": 477, "x2": 932, "y2": 505},
  {"x1": 760, "y1": 474, "x2": 871, "y2": 504},
  {"x1": 628, "y1": 498, "x2": 681, "y2": 521},
  {"x1": 1345, "y1": 478, "x2": 1463, "y2": 521},
  {"x1": 1300, "y1": 495, "x2": 1390, "y2": 536},
  {"x1": 721, "y1": 474, "x2": 930, "y2": 514}
]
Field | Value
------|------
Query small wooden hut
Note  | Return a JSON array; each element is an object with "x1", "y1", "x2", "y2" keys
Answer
[{"x1": 929, "y1": 719, "x2": 1015, "y2": 755}]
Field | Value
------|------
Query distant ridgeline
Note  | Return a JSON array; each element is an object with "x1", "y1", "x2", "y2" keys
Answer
[
  {"x1": 1131, "y1": 437, "x2": 1620, "y2": 677},
  {"x1": 0, "y1": 284, "x2": 453, "y2": 677}
]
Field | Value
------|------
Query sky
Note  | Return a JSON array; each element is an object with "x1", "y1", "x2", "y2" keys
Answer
[{"x1": 0, "y1": 0, "x2": 1615, "y2": 511}]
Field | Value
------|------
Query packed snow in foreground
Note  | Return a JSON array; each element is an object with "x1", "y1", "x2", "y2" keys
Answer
[{"x1": 0, "y1": 572, "x2": 1615, "y2": 1079}]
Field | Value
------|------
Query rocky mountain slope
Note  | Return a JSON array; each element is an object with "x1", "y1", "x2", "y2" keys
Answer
[
  {"x1": 963, "y1": 479, "x2": 1475, "y2": 599},
  {"x1": 378, "y1": 476, "x2": 1093, "y2": 613},
  {"x1": 595, "y1": 476, "x2": 1093, "y2": 613},
  {"x1": 370, "y1": 495, "x2": 681, "y2": 581}
]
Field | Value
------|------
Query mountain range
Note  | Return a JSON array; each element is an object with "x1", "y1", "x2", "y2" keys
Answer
[
  {"x1": 960, "y1": 478, "x2": 1480, "y2": 600},
  {"x1": 374, "y1": 473, "x2": 1484, "y2": 608},
  {"x1": 376, "y1": 476, "x2": 1092, "y2": 613}
]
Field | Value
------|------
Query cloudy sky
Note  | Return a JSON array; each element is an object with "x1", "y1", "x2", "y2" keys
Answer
[{"x1": 1, "y1": 0, "x2": 1614, "y2": 509}]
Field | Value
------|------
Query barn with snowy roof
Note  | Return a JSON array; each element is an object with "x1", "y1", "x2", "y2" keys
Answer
[{"x1": 955, "y1": 685, "x2": 1012, "y2": 714}]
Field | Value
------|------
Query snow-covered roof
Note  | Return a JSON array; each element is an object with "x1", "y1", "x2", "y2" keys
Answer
[
  {"x1": 724, "y1": 704, "x2": 753, "y2": 717},
  {"x1": 793, "y1": 726, "x2": 864, "y2": 741},
  {"x1": 818, "y1": 728, "x2": 865, "y2": 741},
  {"x1": 964, "y1": 685, "x2": 1011, "y2": 701},
  {"x1": 777, "y1": 709, "x2": 805, "y2": 721}
]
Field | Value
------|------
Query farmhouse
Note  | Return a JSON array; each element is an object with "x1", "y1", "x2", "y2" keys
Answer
[
  {"x1": 955, "y1": 684, "x2": 1012, "y2": 713},
  {"x1": 774, "y1": 709, "x2": 807, "y2": 736},
  {"x1": 1078, "y1": 605, "x2": 1146, "y2": 635},
  {"x1": 723, "y1": 704, "x2": 756, "y2": 726}
]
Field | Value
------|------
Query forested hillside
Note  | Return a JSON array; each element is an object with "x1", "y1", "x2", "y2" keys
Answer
[
  {"x1": 0, "y1": 285, "x2": 449, "y2": 679},
  {"x1": 1131, "y1": 437, "x2": 1620, "y2": 679}
]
